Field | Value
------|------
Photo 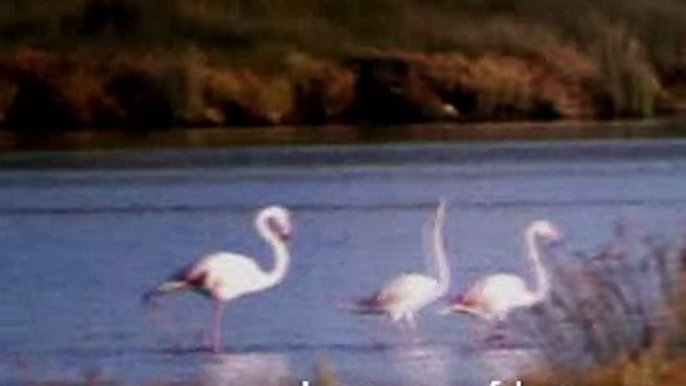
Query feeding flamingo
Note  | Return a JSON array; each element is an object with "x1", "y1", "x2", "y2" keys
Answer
[
  {"x1": 142, "y1": 205, "x2": 292, "y2": 353},
  {"x1": 347, "y1": 199, "x2": 450, "y2": 334},
  {"x1": 441, "y1": 220, "x2": 562, "y2": 323}
]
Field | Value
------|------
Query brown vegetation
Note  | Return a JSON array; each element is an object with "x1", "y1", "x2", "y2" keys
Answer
[
  {"x1": 518, "y1": 228, "x2": 686, "y2": 386},
  {"x1": 1, "y1": 44, "x2": 680, "y2": 134},
  {"x1": 2, "y1": 0, "x2": 686, "y2": 135}
]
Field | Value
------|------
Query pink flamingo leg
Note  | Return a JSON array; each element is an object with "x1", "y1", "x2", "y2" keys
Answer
[{"x1": 211, "y1": 301, "x2": 225, "y2": 353}]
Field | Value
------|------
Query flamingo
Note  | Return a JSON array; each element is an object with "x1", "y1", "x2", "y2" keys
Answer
[
  {"x1": 348, "y1": 199, "x2": 450, "y2": 335},
  {"x1": 441, "y1": 220, "x2": 562, "y2": 323},
  {"x1": 142, "y1": 205, "x2": 292, "y2": 353}
]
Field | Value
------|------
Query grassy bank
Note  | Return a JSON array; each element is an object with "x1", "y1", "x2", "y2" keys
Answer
[{"x1": 1, "y1": 0, "x2": 686, "y2": 135}]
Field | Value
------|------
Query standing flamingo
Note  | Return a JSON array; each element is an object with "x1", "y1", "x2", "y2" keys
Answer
[
  {"x1": 441, "y1": 220, "x2": 562, "y2": 322},
  {"x1": 348, "y1": 199, "x2": 450, "y2": 334},
  {"x1": 143, "y1": 205, "x2": 292, "y2": 353}
]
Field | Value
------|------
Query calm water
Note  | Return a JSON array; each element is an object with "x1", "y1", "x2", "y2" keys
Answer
[{"x1": 1, "y1": 139, "x2": 686, "y2": 386}]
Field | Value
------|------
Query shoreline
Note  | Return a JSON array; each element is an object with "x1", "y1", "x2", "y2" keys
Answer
[{"x1": 2, "y1": 118, "x2": 686, "y2": 153}]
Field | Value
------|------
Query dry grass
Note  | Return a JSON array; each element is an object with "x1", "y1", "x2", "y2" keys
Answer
[
  {"x1": 2, "y1": 0, "x2": 686, "y2": 130},
  {"x1": 515, "y1": 225, "x2": 686, "y2": 386}
]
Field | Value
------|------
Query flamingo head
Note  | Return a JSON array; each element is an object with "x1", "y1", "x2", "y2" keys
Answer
[
  {"x1": 258, "y1": 205, "x2": 293, "y2": 241},
  {"x1": 529, "y1": 220, "x2": 564, "y2": 247}
]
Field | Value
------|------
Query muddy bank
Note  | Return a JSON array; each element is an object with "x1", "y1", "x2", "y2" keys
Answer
[{"x1": 0, "y1": 47, "x2": 685, "y2": 136}]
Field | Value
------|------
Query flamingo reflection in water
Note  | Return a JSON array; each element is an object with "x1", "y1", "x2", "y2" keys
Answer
[
  {"x1": 392, "y1": 345, "x2": 451, "y2": 386},
  {"x1": 201, "y1": 352, "x2": 291, "y2": 386},
  {"x1": 143, "y1": 205, "x2": 293, "y2": 353}
]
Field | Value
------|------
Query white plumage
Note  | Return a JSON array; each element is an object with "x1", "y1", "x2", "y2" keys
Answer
[
  {"x1": 144, "y1": 205, "x2": 292, "y2": 353},
  {"x1": 442, "y1": 220, "x2": 562, "y2": 322},
  {"x1": 349, "y1": 199, "x2": 450, "y2": 333}
]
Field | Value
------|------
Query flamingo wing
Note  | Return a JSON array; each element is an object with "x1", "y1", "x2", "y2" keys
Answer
[
  {"x1": 377, "y1": 273, "x2": 440, "y2": 316},
  {"x1": 471, "y1": 273, "x2": 533, "y2": 318},
  {"x1": 177, "y1": 252, "x2": 271, "y2": 301}
]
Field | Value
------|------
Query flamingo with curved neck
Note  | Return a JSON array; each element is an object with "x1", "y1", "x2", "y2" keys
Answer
[
  {"x1": 143, "y1": 205, "x2": 292, "y2": 353},
  {"x1": 349, "y1": 199, "x2": 450, "y2": 334},
  {"x1": 442, "y1": 220, "x2": 561, "y2": 322}
]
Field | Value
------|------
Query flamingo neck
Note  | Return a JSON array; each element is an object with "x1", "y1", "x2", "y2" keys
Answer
[
  {"x1": 525, "y1": 226, "x2": 549, "y2": 303},
  {"x1": 256, "y1": 215, "x2": 290, "y2": 289},
  {"x1": 432, "y1": 200, "x2": 450, "y2": 296}
]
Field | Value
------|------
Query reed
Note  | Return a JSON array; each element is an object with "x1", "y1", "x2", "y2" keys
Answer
[{"x1": 518, "y1": 222, "x2": 686, "y2": 386}]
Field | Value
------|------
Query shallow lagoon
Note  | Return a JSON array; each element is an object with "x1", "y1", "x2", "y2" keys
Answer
[{"x1": 1, "y1": 139, "x2": 686, "y2": 385}]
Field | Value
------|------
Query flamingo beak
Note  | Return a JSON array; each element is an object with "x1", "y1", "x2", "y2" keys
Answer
[{"x1": 280, "y1": 226, "x2": 293, "y2": 241}]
